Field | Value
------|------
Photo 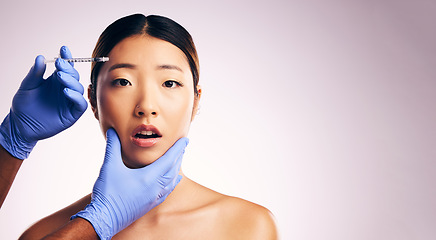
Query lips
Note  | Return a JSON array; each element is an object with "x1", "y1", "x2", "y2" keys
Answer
[{"x1": 131, "y1": 124, "x2": 162, "y2": 147}]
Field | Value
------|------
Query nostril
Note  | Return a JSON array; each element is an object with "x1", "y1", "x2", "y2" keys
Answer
[
  {"x1": 138, "y1": 111, "x2": 144, "y2": 116},
  {"x1": 151, "y1": 112, "x2": 157, "y2": 116}
]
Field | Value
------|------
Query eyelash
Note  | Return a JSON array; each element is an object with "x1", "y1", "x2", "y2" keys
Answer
[
  {"x1": 111, "y1": 79, "x2": 183, "y2": 88},
  {"x1": 163, "y1": 80, "x2": 183, "y2": 88},
  {"x1": 112, "y1": 78, "x2": 131, "y2": 86}
]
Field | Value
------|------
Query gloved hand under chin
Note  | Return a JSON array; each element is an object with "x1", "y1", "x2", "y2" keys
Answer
[
  {"x1": 0, "y1": 46, "x2": 88, "y2": 159},
  {"x1": 71, "y1": 128, "x2": 187, "y2": 240}
]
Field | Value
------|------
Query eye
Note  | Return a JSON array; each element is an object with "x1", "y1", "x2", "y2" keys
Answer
[
  {"x1": 112, "y1": 78, "x2": 132, "y2": 87},
  {"x1": 163, "y1": 80, "x2": 183, "y2": 88}
]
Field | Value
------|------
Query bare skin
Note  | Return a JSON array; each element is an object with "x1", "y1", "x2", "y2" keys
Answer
[
  {"x1": 20, "y1": 173, "x2": 277, "y2": 239},
  {"x1": 40, "y1": 218, "x2": 98, "y2": 240},
  {"x1": 0, "y1": 145, "x2": 22, "y2": 208}
]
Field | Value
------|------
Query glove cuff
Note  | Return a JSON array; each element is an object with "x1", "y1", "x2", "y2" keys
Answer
[
  {"x1": 71, "y1": 203, "x2": 113, "y2": 240},
  {"x1": 0, "y1": 112, "x2": 36, "y2": 160}
]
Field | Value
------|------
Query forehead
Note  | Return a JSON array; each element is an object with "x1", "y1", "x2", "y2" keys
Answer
[{"x1": 107, "y1": 35, "x2": 190, "y2": 70}]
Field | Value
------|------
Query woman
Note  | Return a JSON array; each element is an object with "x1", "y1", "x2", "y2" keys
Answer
[{"x1": 20, "y1": 13, "x2": 278, "y2": 239}]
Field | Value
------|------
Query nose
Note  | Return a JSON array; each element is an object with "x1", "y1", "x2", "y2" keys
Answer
[
  {"x1": 135, "y1": 106, "x2": 157, "y2": 117},
  {"x1": 134, "y1": 88, "x2": 159, "y2": 118}
]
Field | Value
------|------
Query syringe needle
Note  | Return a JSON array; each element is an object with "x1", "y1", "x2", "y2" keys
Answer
[{"x1": 44, "y1": 57, "x2": 109, "y2": 64}]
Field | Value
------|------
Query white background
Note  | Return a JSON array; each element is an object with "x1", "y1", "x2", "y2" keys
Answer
[{"x1": 1, "y1": 0, "x2": 435, "y2": 239}]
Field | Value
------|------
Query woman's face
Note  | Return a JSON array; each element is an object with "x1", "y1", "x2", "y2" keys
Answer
[{"x1": 91, "y1": 35, "x2": 199, "y2": 168}]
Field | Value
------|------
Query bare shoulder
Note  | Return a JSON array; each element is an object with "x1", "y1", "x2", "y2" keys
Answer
[
  {"x1": 188, "y1": 180, "x2": 278, "y2": 240},
  {"x1": 19, "y1": 194, "x2": 91, "y2": 240},
  {"x1": 216, "y1": 195, "x2": 279, "y2": 240}
]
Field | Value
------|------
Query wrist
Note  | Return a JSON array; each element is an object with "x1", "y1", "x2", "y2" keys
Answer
[
  {"x1": 71, "y1": 203, "x2": 114, "y2": 240},
  {"x1": 0, "y1": 112, "x2": 36, "y2": 160}
]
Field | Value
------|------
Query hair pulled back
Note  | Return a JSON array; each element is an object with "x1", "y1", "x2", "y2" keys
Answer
[{"x1": 90, "y1": 13, "x2": 200, "y2": 101}]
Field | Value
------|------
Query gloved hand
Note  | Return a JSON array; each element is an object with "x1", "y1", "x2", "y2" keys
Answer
[
  {"x1": 0, "y1": 46, "x2": 87, "y2": 159},
  {"x1": 71, "y1": 128, "x2": 187, "y2": 240}
]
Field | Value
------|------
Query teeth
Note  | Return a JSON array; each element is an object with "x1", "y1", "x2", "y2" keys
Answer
[{"x1": 138, "y1": 130, "x2": 154, "y2": 135}]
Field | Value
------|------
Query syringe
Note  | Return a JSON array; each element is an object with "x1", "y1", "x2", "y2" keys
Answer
[{"x1": 44, "y1": 57, "x2": 109, "y2": 64}]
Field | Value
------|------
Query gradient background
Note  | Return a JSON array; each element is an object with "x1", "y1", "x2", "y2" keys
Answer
[{"x1": 1, "y1": 0, "x2": 435, "y2": 239}]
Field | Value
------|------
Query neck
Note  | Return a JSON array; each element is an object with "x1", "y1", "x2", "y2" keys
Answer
[{"x1": 142, "y1": 169, "x2": 194, "y2": 217}]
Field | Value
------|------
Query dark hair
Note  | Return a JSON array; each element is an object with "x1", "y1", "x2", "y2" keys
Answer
[{"x1": 90, "y1": 13, "x2": 200, "y2": 101}]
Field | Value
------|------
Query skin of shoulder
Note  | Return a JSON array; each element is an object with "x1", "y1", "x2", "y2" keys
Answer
[
  {"x1": 177, "y1": 178, "x2": 279, "y2": 239},
  {"x1": 215, "y1": 195, "x2": 279, "y2": 240}
]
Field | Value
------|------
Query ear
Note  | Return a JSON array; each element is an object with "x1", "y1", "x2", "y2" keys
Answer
[
  {"x1": 88, "y1": 84, "x2": 99, "y2": 120},
  {"x1": 191, "y1": 85, "x2": 202, "y2": 122}
]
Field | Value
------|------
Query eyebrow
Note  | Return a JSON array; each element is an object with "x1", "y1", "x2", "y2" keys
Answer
[
  {"x1": 108, "y1": 63, "x2": 136, "y2": 72},
  {"x1": 108, "y1": 63, "x2": 184, "y2": 73},
  {"x1": 157, "y1": 64, "x2": 184, "y2": 73}
]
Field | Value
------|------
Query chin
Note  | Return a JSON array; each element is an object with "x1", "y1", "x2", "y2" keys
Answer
[
  {"x1": 120, "y1": 136, "x2": 180, "y2": 168},
  {"x1": 122, "y1": 152, "x2": 160, "y2": 168}
]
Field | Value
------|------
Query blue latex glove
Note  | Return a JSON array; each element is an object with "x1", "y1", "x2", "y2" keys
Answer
[
  {"x1": 72, "y1": 128, "x2": 186, "y2": 240},
  {"x1": 0, "y1": 46, "x2": 87, "y2": 159}
]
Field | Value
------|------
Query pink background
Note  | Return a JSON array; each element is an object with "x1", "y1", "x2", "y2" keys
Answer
[{"x1": 0, "y1": 0, "x2": 435, "y2": 239}]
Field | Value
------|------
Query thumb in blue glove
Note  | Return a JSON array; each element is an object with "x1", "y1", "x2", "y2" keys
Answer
[
  {"x1": 71, "y1": 128, "x2": 186, "y2": 240},
  {"x1": 0, "y1": 46, "x2": 88, "y2": 159}
]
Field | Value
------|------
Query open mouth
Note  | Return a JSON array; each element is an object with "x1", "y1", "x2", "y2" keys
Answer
[
  {"x1": 134, "y1": 130, "x2": 162, "y2": 139},
  {"x1": 131, "y1": 124, "x2": 162, "y2": 147}
]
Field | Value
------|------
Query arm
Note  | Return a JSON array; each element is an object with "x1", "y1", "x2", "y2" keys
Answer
[
  {"x1": 19, "y1": 216, "x2": 98, "y2": 240},
  {"x1": 0, "y1": 46, "x2": 87, "y2": 208},
  {"x1": 0, "y1": 145, "x2": 22, "y2": 207},
  {"x1": 41, "y1": 218, "x2": 98, "y2": 240}
]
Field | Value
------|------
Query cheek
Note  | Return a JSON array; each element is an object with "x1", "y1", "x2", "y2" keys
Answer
[
  {"x1": 164, "y1": 94, "x2": 195, "y2": 137},
  {"x1": 96, "y1": 88, "x2": 132, "y2": 133}
]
